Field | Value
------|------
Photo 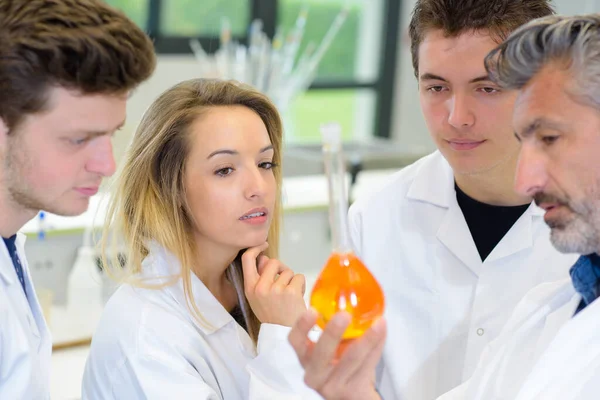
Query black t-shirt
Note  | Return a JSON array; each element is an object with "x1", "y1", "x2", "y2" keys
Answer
[{"x1": 455, "y1": 183, "x2": 530, "y2": 262}]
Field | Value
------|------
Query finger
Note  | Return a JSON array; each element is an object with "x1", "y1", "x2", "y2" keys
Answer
[
  {"x1": 241, "y1": 242, "x2": 269, "y2": 289},
  {"x1": 256, "y1": 254, "x2": 270, "y2": 274},
  {"x1": 258, "y1": 259, "x2": 289, "y2": 284},
  {"x1": 288, "y1": 308, "x2": 319, "y2": 366},
  {"x1": 273, "y1": 269, "x2": 295, "y2": 288},
  {"x1": 353, "y1": 319, "x2": 387, "y2": 382},
  {"x1": 287, "y1": 273, "x2": 306, "y2": 295},
  {"x1": 328, "y1": 318, "x2": 387, "y2": 385},
  {"x1": 303, "y1": 312, "x2": 351, "y2": 390}
]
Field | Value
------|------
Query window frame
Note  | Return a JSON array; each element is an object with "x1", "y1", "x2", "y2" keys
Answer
[{"x1": 145, "y1": 0, "x2": 401, "y2": 139}]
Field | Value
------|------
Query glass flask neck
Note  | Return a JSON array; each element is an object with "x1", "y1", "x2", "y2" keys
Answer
[{"x1": 323, "y1": 136, "x2": 352, "y2": 254}]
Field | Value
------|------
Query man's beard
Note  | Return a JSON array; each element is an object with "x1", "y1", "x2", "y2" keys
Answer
[
  {"x1": 4, "y1": 140, "x2": 47, "y2": 212},
  {"x1": 534, "y1": 192, "x2": 600, "y2": 255}
]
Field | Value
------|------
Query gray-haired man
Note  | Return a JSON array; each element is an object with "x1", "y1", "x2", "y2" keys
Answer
[{"x1": 445, "y1": 13, "x2": 600, "y2": 399}]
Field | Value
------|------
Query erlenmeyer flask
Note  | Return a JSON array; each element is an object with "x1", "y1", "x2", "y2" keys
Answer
[{"x1": 309, "y1": 123, "x2": 385, "y2": 349}]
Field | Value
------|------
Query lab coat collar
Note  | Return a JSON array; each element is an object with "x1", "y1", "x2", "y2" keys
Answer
[
  {"x1": 437, "y1": 198, "x2": 546, "y2": 272},
  {"x1": 405, "y1": 151, "x2": 545, "y2": 218},
  {"x1": 483, "y1": 202, "x2": 534, "y2": 264},
  {"x1": 407, "y1": 152, "x2": 547, "y2": 272},
  {"x1": 529, "y1": 203, "x2": 546, "y2": 217},
  {"x1": 0, "y1": 232, "x2": 26, "y2": 285},
  {"x1": 406, "y1": 151, "x2": 454, "y2": 208},
  {"x1": 0, "y1": 233, "x2": 44, "y2": 341},
  {"x1": 142, "y1": 242, "x2": 236, "y2": 335}
]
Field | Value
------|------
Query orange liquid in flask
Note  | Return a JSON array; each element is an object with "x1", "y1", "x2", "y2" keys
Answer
[
  {"x1": 310, "y1": 122, "x2": 385, "y2": 354},
  {"x1": 310, "y1": 251, "x2": 385, "y2": 339}
]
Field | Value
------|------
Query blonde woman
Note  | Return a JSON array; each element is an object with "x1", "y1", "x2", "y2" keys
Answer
[{"x1": 82, "y1": 79, "x2": 321, "y2": 399}]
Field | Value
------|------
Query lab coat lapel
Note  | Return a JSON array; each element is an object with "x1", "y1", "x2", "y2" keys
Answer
[
  {"x1": 15, "y1": 234, "x2": 45, "y2": 342},
  {"x1": 145, "y1": 243, "x2": 236, "y2": 335},
  {"x1": 485, "y1": 204, "x2": 546, "y2": 264},
  {"x1": 0, "y1": 234, "x2": 45, "y2": 353},
  {"x1": 407, "y1": 151, "x2": 483, "y2": 276},
  {"x1": 516, "y1": 288, "x2": 600, "y2": 400},
  {"x1": 0, "y1": 237, "x2": 39, "y2": 337},
  {"x1": 530, "y1": 287, "x2": 580, "y2": 363},
  {"x1": 0, "y1": 236, "x2": 16, "y2": 285},
  {"x1": 436, "y1": 201, "x2": 483, "y2": 276}
]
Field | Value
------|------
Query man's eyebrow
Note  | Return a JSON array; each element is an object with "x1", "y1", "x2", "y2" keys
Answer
[
  {"x1": 419, "y1": 74, "x2": 493, "y2": 84},
  {"x1": 420, "y1": 73, "x2": 448, "y2": 82},
  {"x1": 80, "y1": 120, "x2": 125, "y2": 137},
  {"x1": 519, "y1": 118, "x2": 566, "y2": 139},
  {"x1": 469, "y1": 75, "x2": 493, "y2": 84}
]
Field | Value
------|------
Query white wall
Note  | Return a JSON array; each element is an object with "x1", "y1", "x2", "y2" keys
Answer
[
  {"x1": 114, "y1": 56, "x2": 200, "y2": 163},
  {"x1": 389, "y1": 0, "x2": 433, "y2": 154}
]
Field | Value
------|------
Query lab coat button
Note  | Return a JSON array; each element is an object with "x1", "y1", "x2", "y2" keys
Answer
[{"x1": 477, "y1": 328, "x2": 484, "y2": 336}]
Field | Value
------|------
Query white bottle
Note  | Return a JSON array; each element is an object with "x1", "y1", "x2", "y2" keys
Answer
[{"x1": 66, "y1": 244, "x2": 104, "y2": 340}]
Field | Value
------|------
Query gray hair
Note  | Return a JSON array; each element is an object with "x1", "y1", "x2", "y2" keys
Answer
[{"x1": 485, "y1": 14, "x2": 600, "y2": 109}]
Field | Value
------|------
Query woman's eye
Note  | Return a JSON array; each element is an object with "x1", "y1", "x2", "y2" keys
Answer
[
  {"x1": 259, "y1": 161, "x2": 277, "y2": 169},
  {"x1": 215, "y1": 167, "x2": 234, "y2": 177}
]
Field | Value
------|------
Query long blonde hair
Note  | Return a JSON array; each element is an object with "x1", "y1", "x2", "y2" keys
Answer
[{"x1": 102, "y1": 78, "x2": 283, "y2": 344}]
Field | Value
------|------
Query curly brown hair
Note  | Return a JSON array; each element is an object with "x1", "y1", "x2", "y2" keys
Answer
[{"x1": 0, "y1": 0, "x2": 156, "y2": 131}]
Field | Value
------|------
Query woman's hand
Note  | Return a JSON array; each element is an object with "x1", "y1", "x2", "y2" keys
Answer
[{"x1": 241, "y1": 242, "x2": 307, "y2": 327}]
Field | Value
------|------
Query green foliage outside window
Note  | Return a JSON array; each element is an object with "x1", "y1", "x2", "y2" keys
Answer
[{"x1": 104, "y1": 0, "x2": 368, "y2": 141}]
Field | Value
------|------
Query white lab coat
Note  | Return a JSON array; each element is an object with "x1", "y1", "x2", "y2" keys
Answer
[
  {"x1": 438, "y1": 278, "x2": 600, "y2": 399},
  {"x1": 348, "y1": 151, "x2": 579, "y2": 400},
  {"x1": 0, "y1": 233, "x2": 52, "y2": 399},
  {"x1": 82, "y1": 242, "x2": 322, "y2": 400}
]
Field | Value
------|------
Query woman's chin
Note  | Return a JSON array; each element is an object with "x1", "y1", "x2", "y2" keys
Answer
[
  {"x1": 230, "y1": 235, "x2": 269, "y2": 253},
  {"x1": 244, "y1": 238, "x2": 269, "y2": 249}
]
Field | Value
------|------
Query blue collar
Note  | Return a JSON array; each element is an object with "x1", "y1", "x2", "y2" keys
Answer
[
  {"x1": 2, "y1": 234, "x2": 17, "y2": 251},
  {"x1": 570, "y1": 253, "x2": 600, "y2": 310}
]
